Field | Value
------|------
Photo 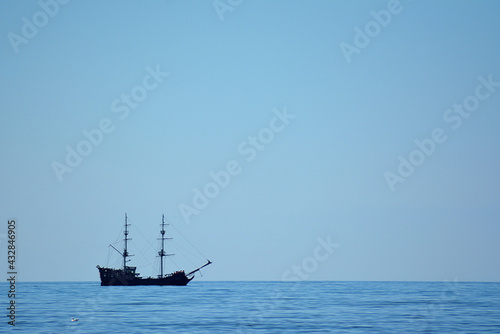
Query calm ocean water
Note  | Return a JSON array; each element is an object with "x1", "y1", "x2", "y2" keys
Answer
[{"x1": 2, "y1": 281, "x2": 500, "y2": 333}]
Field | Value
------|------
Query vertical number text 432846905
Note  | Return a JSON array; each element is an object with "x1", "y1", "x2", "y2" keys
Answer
[{"x1": 7, "y1": 220, "x2": 17, "y2": 326}]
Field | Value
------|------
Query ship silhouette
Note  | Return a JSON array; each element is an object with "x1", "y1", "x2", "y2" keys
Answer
[{"x1": 97, "y1": 214, "x2": 211, "y2": 286}]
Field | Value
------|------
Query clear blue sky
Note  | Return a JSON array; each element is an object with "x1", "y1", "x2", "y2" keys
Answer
[{"x1": 1, "y1": 0, "x2": 499, "y2": 282}]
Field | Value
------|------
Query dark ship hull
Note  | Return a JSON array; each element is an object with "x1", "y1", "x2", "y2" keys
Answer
[{"x1": 97, "y1": 266, "x2": 193, "y2": 286}]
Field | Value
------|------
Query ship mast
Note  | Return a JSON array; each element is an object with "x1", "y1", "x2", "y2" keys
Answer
[
  {"x1": 158, "y1": 214, "x2": 173, "y2": 277},
  {"x1": 123, "y1": 213, "x2": 131, "y2": 270}
]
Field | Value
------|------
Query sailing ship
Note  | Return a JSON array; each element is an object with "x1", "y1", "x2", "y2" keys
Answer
[{"x1": 97, "y1": 214, "x2": 211, "y2": 286}]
